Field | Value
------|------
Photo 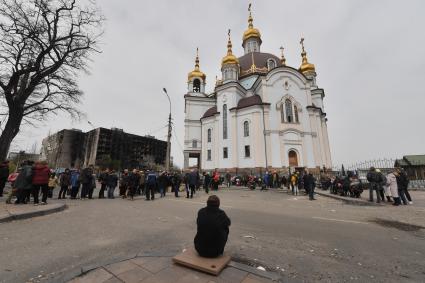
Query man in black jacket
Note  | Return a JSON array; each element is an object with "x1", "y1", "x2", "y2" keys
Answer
[
  {"x1": 80, "y1": 165, "x2": 93, "y2": 199},
  {"x1": 194, "y1": 195, "x2": 231, "y2": 258},
  {"x1": 367, "y1": 167, "x2": 382, "y2": 203}
]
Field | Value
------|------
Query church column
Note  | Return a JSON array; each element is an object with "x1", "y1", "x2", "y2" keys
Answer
[{"x1": 184, "y1": 152, "x2": 190, "y2": 169}]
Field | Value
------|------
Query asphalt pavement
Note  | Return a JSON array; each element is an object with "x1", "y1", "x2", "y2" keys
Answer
[{"x1": 0, "y1": 188, "x2": 424, "y2": 282}]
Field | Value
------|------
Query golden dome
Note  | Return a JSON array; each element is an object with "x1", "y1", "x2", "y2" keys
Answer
[
  {"x1": 188, "y1": 48, "x2": 206, "y2": 82},
  {"x1": 242, "y1": 4, "x2": 261, "y2": 44},
  {"x1": 298, "y1": 38, "x2": 316, "y2": 74},
  {"x1": 222, "y1": 30, "x2": 239, "y2": 67}
]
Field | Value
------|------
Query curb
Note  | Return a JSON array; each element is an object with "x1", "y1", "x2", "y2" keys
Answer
[
  {"x1": 315, "y1": 191, "x2": 382, "y2": 206},
  {"x1": 0, "y1": 203, "x2": 67, "y2": 223}
]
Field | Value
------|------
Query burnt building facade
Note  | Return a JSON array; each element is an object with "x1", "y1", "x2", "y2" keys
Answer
[
  {"x1": 42, "y1": 127, "x2": 167, "y2": 170},
  {"x1": 41, "y1": 129, "x2": 85, "y2": 169}
]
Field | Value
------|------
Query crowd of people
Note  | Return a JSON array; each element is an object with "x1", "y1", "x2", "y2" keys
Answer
[
  {"x1": 366, "y1": 167, "x2": 413, "y2": 206},
  {"x1": 0, "y1": 159, "x2": 415, "y2": 207}
]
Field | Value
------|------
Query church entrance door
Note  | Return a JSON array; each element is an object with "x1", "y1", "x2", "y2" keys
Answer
[{"x1": 288, "y1": 150, "x2": 298, "y2": 167}]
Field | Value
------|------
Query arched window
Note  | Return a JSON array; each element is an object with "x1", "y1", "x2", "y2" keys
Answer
[
  {"x1": 267, "y1": 59, "x2": 276, "y2": 70},
  {"x1": 288, "y1": 150, "x2": 298, "y2": 167},
  {"x1": 243, "y1": 121, "x2": 249, "y2": 137},
  {"x1": 192, "y1": 140, "x2": 197, "y2": 148},
  {"x1": 294, "y1": 105, "x2": 299, "y2": 123},
  {"x1": 223, "y1": 104, "x2": 228, "y2": 139},
  {"x1": 285, "y1": 99, "x2": 293, "y2": 123},
  {"x1": 193, "y1": 79, "x2": 201, "y2": 92},
  {"x1": 207, "y1": 129, "x2": 211, "y2": 143}
]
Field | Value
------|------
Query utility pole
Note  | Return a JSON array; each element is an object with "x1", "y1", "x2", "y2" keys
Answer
[{"x1": 163, "y1": 88, "x2": 172, "y2": 172}]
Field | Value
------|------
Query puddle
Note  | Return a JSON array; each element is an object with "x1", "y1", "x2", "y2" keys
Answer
[{"x1": 369, "y1": 218, "x2": 425, "y2": 232}]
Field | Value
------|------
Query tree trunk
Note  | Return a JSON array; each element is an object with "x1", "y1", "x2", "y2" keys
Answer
[{"x1": 0, "y1": 111, "x2": 24, "y2": 161}]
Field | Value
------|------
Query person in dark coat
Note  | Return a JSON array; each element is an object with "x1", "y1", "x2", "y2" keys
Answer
[
  {"x1": 194, "y1": 195, "x2": 231, "y2": 258},
  {"x1": 304, "y1": 172, "x2": 316, "y2": 200},
  {"x1": 80, "y1": 165, "x2": 94, "y2": 199},
  {"x1": 396, "y1": 168, "x2": 411, "y2": 205},
  {"x1": 367, "y1": 167, "x2": 382, "y2": 203},
  {"x1": 14, "y1": 161, "x2": 33, "y2": 204},
  {"x1": 59, "y1": 169, "x2": 71, "y2": 199},
  {"x1": 32, "y1": 161, "x2": 50, "y2": 204},
  {"x1": 187, "y1": 169, "x2": 198, "y2": 198},
  {"x1": 0, "y1": 161, "x2": 10, "y2": 197},
  {"x1": 120, "y1": 169, "x2": 130, "y2": 198},
  {"x1": 127, "y1": 169, "x2": 140, "y2": 200},
  {"x1": 145, "y1": 170, "x2": 157, "y2": 201},
  {"x1": 157, "y1": 172, "x2": 168, "y2": 198},
  {"x1": 171, "y1": 172, "x2": 181, "y2": 197},
  {"x1": 203, "y1": 172, "x2": 211, "y2": 194},
  {"x1": 98, "y1": 169, "x2": 109, "y2": 199},
  {"x1": 106, "y1": 170, "x2": 118, "y2": 199}
]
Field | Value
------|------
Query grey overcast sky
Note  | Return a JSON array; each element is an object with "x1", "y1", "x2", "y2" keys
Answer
[{"x1": 12, "y1": 0, "x2": 425, "y2": 168}]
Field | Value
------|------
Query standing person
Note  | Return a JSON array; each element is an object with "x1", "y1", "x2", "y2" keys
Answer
[
  {"x1": 106, "y1": 170, "x2": 118, "y2": 199},
  {"x1": 98, "y1": 169, "x2": 108, "y2": 199},
  {"x1": 194, "y1": 195, "x2": 231, "y2": 258},
  {"x1": 119, "y1": 169, "x2": 129, "y2": 198},
  {"x1": 48, "y1": 172, "x2": 59, "y2": 198},
  {"x1": 203, "y1": 172, "x2": 211, "y2": 194},
  {"x1": 367, "y1": 167, "x2": 381, "y2": 203},
  {"x1": 263, "y1": 172, "x2": 269, "y2": 190},
  {"x1": 89, "y1": 171, "x2": 97, "y2": 199},
  {"x1": 290, "y1": 173, "x2": 298, "y2": 196},
  {"x1": 127, "y1": 169, "x2": 139, "y2": 200},
  {"x1": 304, "y1": 172, "x2": 317, "y2": 200},
  {"x1": 80, "y1": 165, "x2": 94, "y2": 200},
  {"x1": 281, "y1": 175, "x2": 288, "y2": 190},
  {"x1": 396, "y1": 168, "x2": 411, "y2": 205},
  {"x1": 187, "y1": 169, "x2": 198, "y2": 199},
  {"x1": 157, "y1": 172, "x2": 168, "y2": 198},
  {"x1": 376, "y1": 169, "x2": 387, "y2": 202},
  {"x1": 387, "y1": 170, "x2": 401, "y2": 206},
  {"x1": 14, "y1": 161, "x2": 33, "y2": 204},
  {"x1": 58, "y1": 169, "x2": 71, "y2": 199},
  {"x1": 225, "y1": 172, "x2": 231, "y2": 188},
  {"x1": 32, "y1": 161, "x2": 50, "y2": 205},
  {"x1": 0, "y1": 161, "x2": 10, "y2": 197},
  {"x1": 145, "y1": 170, "x2": 157, "y2": 201},
  {"x1": 139, "y1": 170, "x2": 146, "y2": 196},
  {"x1": 212, "y1": 171, "x2": 220, "y2": 191},
  {"x1": 70, "y1": 169, "x2": 81, "y2": 199},
  {"x1": 171, "y1": 172, "x2": 181, "y2": 197}
]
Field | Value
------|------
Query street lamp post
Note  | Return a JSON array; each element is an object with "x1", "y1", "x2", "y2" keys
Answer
[{"x1": 162, "y1": 88, "x2": 172, "y2": 172}]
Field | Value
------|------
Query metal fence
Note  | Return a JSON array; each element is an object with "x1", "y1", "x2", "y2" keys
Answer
[{"x1": 331, "y1": 158, "x2": 425, "y2": 190}]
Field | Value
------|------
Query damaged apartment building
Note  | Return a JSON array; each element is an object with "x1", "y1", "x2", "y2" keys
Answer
[{"x1": 41, "y1": 127, "x2": 167, "y2": 170}]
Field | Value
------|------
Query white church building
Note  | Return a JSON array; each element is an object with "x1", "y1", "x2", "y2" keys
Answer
[{"x1": 183, "y1": 6, "x2": 332, "y2": 173}]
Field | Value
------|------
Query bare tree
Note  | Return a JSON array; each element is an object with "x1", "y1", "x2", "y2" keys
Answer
[{"x1": 0, "y1": 0, "x2": 104, "y2": 160}]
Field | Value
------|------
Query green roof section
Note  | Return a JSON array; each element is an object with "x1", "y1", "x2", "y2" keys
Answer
[
  {"x1": 404, "y1": 155, "x2": 425, "y2": 165},
  {"x1": 396, "y1": 155, "x2": 425, "y2": 166}
]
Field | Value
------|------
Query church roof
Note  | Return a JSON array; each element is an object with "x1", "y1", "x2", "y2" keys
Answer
[
  {"x1": 232, "y1": 95, "x2": 269, "y2": 110},
  {"x1": 238, "y1": 52, "x2": 281, "y2": 77},
  {"x1": 201, "y1": 106, "x2": 219, "y2": 119}
]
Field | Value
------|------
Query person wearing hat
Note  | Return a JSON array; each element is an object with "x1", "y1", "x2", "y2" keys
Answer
[{"x1": 194, "y1": 195, "x2": 231, "y2": 258}]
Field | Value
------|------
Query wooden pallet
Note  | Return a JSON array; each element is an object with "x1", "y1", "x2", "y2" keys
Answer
[{"x1": 172, "y1": 248, "x2": 231, "y2": 276}]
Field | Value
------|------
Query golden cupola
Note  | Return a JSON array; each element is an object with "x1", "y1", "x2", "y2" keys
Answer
[
  {"x1": 242, "y1": 4, "x2": 262, "y2": 45},
  {"x1": 188, "y1": 48, "x2": 206, "y2": 82},
  {"x1": 299, "y1": 38, "x2": 316, "y2": 74},
  {"x1": 221, "y1": 30, "x2": 239, "y2": 67}
]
